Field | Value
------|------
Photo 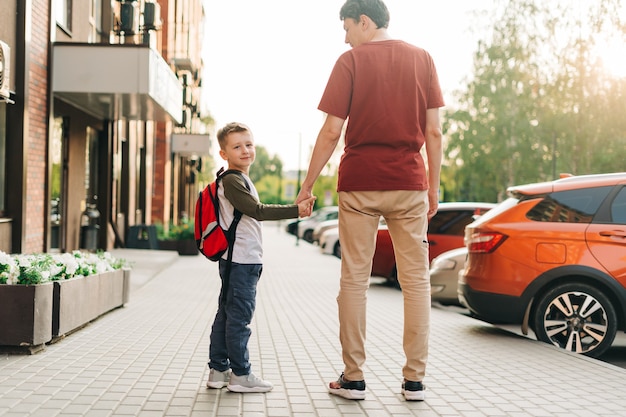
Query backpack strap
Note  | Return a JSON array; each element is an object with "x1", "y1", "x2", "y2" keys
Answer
[{"x1": 217, "y1": 169, "x2": 251, "y2": 235}]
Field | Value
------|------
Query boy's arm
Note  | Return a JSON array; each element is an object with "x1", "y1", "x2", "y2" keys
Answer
[{"x1": 222, "y1": 174, "x2": 299, "y2": 221}]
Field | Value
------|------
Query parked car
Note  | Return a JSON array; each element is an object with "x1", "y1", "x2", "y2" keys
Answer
[
  {"x1": 429, "y1": 247, "x2": 467, "y2": 306},
  {"x1": 371, "y1": 202, "x2": 496, "y2": 285},
  {"x1": 459, "y1": 172, "x2": 626, "y2": 358},
  {"x1": 320, "y1": 218, "x2": 388, "y2": 259},
  {"x1": 319, "y1": 227, "x2": 342, "y2": 259},
  {"x1": 285, "y1": 219, "x2": 299, "y2": 235},
  {"x1": 285, "y1": 206, "x2": 337, "y2": 237},
  {"x1": 312, "y1": 219, "x2": 339, "y2": 244},
  {"x1": 286, "y1": 206, "x2": 339, "y2": 243}
]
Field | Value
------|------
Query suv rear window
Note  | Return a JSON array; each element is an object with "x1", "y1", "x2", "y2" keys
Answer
[
  {"x1": 526, "y1": 186, "x2": 612, "y2": 223},
  {"x1": 610, "y1": 187, "x2": 626, "y2": 224}
]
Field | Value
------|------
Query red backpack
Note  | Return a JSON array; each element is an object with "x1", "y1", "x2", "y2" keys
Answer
[{"x1": 194, "y1": 168, "x2": 247, "y2": 261}]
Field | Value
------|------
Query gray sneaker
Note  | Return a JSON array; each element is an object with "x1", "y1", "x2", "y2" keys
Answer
[
  {"x1": 227, "y1": 372, "x2": 273, "y2": 393},
  {"x1": 206, "y1": 369, "x2": 231, "y2": 389}
]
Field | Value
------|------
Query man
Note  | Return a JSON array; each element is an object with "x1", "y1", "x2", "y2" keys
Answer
[{"x1": 295, "y1": 0, "x2": 444, "y2": 402}]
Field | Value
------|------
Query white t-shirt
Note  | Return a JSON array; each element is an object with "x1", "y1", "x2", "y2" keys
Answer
[{"x1": 218, "y1": 173, "x2": 263, "y2": 264}]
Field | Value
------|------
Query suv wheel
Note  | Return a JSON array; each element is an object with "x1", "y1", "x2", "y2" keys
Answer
[
  {"x1": 302, "y1": 229, "x2": 314, "y2": 243},
  {"x1": 532, "y1": 283, "x2": 617, "y2": 358}
]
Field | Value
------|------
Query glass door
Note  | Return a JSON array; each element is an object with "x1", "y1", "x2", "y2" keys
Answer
[{"x1": 50, "y1": 117, "x2": 68, "y2": 251}]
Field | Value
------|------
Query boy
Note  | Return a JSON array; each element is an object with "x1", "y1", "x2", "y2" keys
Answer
[{"x1": 206, "y1": 122, "x2": 315, "y2": 393}]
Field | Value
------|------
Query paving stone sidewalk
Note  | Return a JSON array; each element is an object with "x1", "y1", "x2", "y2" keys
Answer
[{"x1": 1, "y1": 222, "x2": 625, "y2": 416}]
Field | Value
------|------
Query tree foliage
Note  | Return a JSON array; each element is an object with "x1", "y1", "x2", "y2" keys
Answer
[
  {"x1": 250, "y1": 145, "x2": 285, "y2": 203},
  {"x1": 312, "y1": 164, "x2": 339, "y2": 208},
  {"x1": 249, "y1": 145, "x2": 283, "y2": 183},
  {"x1": 444, "y1": 0, "x2": 626, "y2": 202}
]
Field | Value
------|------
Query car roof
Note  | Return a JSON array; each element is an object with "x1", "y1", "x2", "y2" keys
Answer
[
  {"x1": 315, "y1": 219, "x2": 339, "y2": 228},
  {"x1": 437, "y1": 202, "x2": 497, "y2": 210},
  {"x1": 508, "y1": 172, "x2": 626, "y2": 198}
]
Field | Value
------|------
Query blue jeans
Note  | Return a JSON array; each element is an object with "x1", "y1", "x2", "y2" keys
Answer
[{"x1": 208, "y1": 260, "x2": 262, "y2": 376}]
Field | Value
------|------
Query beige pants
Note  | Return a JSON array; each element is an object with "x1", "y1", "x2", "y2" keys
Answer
[{"x1": 338, "y1": 190, "x2": 430, "y2": 382}]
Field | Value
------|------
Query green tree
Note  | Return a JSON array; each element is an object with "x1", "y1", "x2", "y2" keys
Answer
[
  {"x1": 444, "y1": 0, "x2": 546, "y2": 202},
  {"x1": 444, "y1": 0, "x2": 625, "y2": 202},
  {"x1": 537, "y1": 1, "x2": 626, "y2": 176},
  {"x1": 250, "y1": 145, "x2": 285, "y2": 203},
  {"x1": 249, "y1": 145, "x2": 282, "y2": 183},
  {"x1": 255, "y1": 175, "x2": 284, "y2": 204},
  {"x1": 312, "y1": 165, "x2": 338, "y2": 208}
]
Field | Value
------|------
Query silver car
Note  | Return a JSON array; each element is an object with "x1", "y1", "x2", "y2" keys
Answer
[{"x1": 430, "y1": 247, "x2": 467, "y2": 306}]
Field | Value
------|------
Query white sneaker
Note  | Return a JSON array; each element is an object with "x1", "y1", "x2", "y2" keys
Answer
[
  {"x1": 227, "y1": 372, "x2": 273, "y2": 393},
  {"x1": 206, "y1": 369, "x2": 231, "y2": 389}
]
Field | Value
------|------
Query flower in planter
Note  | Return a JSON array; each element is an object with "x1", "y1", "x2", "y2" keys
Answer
[
  {"x1": 0, "y1": 252, "x2": 19, "y2": 285},
  {"x1": 96, "y1": 251, "x2": 130, "y2": 270},
  {"x1": 0, "y1": 250, "x2": 130, "y2": 285},
  {"x1": 50, "y1": 253, "x2": 80, "y2": 280},
  {"x1": 71, "y1": 251, "x2": 102, "y2": 276},
  {"x1": 14, "y1": 254, "x2": 53, "y2": 285}
]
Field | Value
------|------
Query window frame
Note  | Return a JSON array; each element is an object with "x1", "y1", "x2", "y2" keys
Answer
[{"x1": 56, "y1": 0, "x2": 73, "y2": 33}]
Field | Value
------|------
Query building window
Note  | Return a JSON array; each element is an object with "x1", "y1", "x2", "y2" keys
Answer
[
  {"x1": 56, "y1": 0, "x2": 72, "y2": 31},
  {"x1": 88, "y1": 0, "x2": 102, "y2": 42}
]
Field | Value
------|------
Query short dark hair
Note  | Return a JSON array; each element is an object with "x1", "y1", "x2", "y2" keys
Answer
[
  {"x1": 217, "y1": 122, "x2": 251, "y2": 149},
  {"x1": 340, "y1": 0, "x2": 390, "y2": 29}
]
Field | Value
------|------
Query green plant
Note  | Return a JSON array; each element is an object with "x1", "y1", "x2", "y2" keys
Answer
[
  {"x1": 0, "y1": 250, "x2": 130, "y2": 285},
  {"x1": 153, "y1": 220, "x2": 195, "y2": 241},
  {"x1": 154, "y1": 222, "x2": 167, "y2": 240},
  {"x1": 166, "y1": 220, "x2": 195, "y2": 240}
]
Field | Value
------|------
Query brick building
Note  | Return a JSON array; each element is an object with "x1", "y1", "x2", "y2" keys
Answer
[{"x1": 0, "y1": 0, "x2": 208, "y2": 254}]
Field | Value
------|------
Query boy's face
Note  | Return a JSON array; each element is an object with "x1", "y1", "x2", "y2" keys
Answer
[{"x1": 219, "y1": 131, "x2": 256, "y2": 173}]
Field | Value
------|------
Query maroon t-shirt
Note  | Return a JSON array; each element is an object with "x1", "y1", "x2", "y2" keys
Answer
[{"x1": 319, "y1": 40, "x2": 445, "y2": 192}]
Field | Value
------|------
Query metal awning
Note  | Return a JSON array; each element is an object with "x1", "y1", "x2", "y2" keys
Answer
[
  {"x1": 52, "y1": 43, "x2": 183, "y2": 124},
  {"x1": 171, "y1": 133, "x2": 211, "y2": 156}
]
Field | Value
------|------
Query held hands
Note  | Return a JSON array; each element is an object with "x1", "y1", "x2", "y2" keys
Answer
[
  {"x1": 297, "y1": 196, "x2": 316, "y2": 218},
  {"x1": 295, "y1": 188, "x2": 313, "y2": 205}
]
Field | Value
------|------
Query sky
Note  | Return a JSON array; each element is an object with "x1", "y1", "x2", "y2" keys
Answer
[{"x1": 201, "y1": 1, "x2": 495, "y2": 171}]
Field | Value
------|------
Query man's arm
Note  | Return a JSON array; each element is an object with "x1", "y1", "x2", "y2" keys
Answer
[
  {"x1": 424, "y1": 107, "x2": 443, "y2": 220},
  {"x1": 295, "y1": 114, "x2": 345, "y2": 204}
]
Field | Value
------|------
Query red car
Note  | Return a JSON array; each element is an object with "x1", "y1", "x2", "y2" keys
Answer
[{"x1": 371, "y1": 202, "x2": 496, "y2": 285}]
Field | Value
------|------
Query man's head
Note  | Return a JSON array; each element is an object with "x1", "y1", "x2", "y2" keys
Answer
[{"x1": 340, "y1": 0, "x2": 390, "y2": 29}]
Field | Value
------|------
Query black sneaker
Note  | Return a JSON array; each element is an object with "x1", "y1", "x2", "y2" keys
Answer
[
  {"x1": 328, "y1": 373, "x2": 366, "y2": 400},
  {"x1": 402, "y1": 380, "x2": 425, "y2": 401}
]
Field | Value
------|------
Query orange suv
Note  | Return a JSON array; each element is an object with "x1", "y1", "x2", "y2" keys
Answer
[{"x1": 459, "y1": 173, "x2": 626, "y2": 357}]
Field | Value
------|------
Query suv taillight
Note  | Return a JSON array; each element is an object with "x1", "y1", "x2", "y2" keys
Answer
[{"x1": 467, "y1": 232, "x2": 507, "y2": 253}]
